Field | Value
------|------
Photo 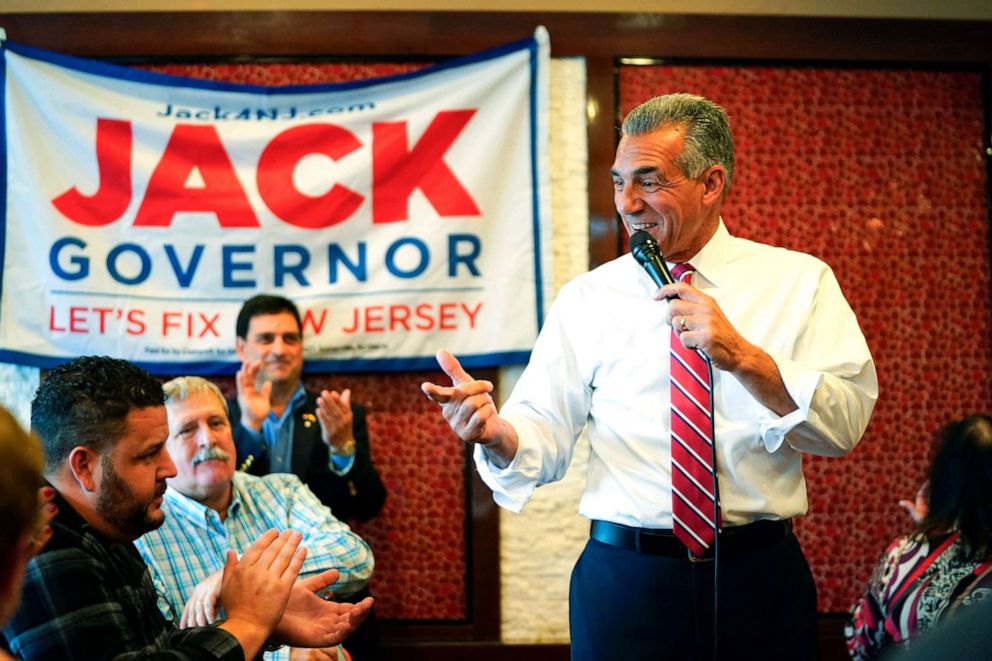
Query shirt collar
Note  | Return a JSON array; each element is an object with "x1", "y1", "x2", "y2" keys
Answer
[
  {"x1": 47, "y1": 484, "x2": 91, "y2": 536},
  {"x1": 289, "y1": 382, "x2": 307, "y2": 408},
  {"x1": 163, "y1": 479, "x2": 241, "y2": 525},
  {"x1": 228, "y1": 472, "x2": 246, "y2": 517},
  {"x1": 670, "y1": 218, "x2": 733, "y2": 289},
  {"x1": 268, "y1": 382, "x2": 308, "y2": 424}
]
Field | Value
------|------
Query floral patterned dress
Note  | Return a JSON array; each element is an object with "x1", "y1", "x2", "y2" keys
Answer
[{"x1": 846, "y1": 532, "x2": 992, "y2": 659}]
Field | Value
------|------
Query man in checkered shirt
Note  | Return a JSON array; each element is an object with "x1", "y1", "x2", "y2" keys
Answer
[{"x1": 136, "y1": 375, "x2": 374, "y2": 661}]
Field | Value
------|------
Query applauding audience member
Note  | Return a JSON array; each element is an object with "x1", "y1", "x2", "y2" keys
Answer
[{"x1": 232, "y1": 294, "x2": 386, "y2": 522}]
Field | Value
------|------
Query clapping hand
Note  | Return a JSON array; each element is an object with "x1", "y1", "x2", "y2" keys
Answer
[
  {"x1": 316, "y1": 389, "x2": 355, "y2": 455},
  {"x1": 179, "y1": 569, "x2": 223, "y2": 628},
  {"x1": 288, "y1": 647, "x2": 342, "y2": 660},
  {"x1": 236, "y1": 359, "x2": 273, "y2": 432},
  {"x1": 220, "y1": 529, "x2": 306, "y2": 638},
  {"x1": 273, "y1": 568, "x2": 374, "y2": 649}
]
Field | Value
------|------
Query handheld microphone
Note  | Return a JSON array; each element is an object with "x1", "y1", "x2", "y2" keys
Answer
[{"x1": 629, "y1": 230, "x2": 676, "y2": 288}]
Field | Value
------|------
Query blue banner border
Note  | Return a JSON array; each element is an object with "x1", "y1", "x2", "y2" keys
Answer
[
  {"x1": 0, "y1": 347, "x2": 532, "y2": 375},
  {"x1": 2, "y1": 35, "x2": 537, "y2": 96}
]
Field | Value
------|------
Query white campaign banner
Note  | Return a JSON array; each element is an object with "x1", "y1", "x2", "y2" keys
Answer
[{"x1": 0, "y1": 29, "x2": 551, "y2": 374}]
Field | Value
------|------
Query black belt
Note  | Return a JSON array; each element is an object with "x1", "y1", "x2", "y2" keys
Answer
[{"x1": 590, "y1": 519, "x2": 791, "y2": 561}]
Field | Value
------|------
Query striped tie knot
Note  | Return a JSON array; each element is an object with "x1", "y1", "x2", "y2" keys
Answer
[{"x1": 671, "y1": 263, "x2": 694, "y2": 283}]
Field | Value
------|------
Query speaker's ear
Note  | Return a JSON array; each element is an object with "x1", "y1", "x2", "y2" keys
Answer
[{"x1": 700, "y1": 165, "x2": 727, "y2": 206}]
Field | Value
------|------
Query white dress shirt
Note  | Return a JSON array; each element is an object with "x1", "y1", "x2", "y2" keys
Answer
[{"x1": 476, "y1": 221, "x2": 877, "y2": 528}]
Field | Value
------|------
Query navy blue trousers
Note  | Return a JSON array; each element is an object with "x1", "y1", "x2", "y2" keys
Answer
[{"x1": 569, "y1": 531, "x2": 818, "y2": 661}]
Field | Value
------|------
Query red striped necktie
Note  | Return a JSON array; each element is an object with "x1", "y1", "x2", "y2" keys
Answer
[{"x1": 669, "y1": 263, "x2": 721, "y2": 557}]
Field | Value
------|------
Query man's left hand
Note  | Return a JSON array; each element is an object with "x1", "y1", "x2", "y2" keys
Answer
[
  {"x1": 657, "y1": 281, "x2": 748, "y2": 372},
  {"x1": 272, "y1": 568, "x2": 373, "y2": 648},
  {"x1": 657, "y1": 280, "x2": 798, "y2": 417},
  {"x1": 316, "y1": 389, "x2": 356, "y2": 456},
  {"x1": 179, "y1": 568, "x2": 223, "y2": 628}
]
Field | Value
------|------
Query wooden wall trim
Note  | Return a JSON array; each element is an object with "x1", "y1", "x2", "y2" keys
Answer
[
  {"x1": 586, "y1": 55, "x2": 622, "y2": 269},
  {"x1": 1, "y1": 11, "x2": 991, "y2": 63}
]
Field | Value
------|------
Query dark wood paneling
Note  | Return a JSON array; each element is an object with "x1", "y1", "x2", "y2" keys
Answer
[
  {"x1": 2, "y1": 12, "x2": 992, "y2": 63},
  {"x1": 585, "y1": 55, "x2": 621, "y2": 269},
  {"x1": 818, "y1": 614, "x2": 852, "y2": 661}
]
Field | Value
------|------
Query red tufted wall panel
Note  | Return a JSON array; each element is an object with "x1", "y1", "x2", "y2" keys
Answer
[
  {"x1": 141, "y1": 61, "x2": 472, "y2": 621},
  {"x1": 619, "y1": 64, "x2": 992, "y2": 611}
]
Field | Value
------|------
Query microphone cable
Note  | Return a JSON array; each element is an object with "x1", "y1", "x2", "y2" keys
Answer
[{"x1": 703, "y1": 353, "x2": 720, "y2": 661}]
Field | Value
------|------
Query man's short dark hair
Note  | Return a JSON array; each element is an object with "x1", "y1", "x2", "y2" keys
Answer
[
  {"x1": 235, "y1": 294, "x2": 303, "y2": 340},
  {"x1": 31, "y1": 356, "x2": 165, "y2": 473}
]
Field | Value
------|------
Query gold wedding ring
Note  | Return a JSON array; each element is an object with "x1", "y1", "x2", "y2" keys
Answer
[{"x1": 680, "y1": 316, "x2": 688, "y2": 332}]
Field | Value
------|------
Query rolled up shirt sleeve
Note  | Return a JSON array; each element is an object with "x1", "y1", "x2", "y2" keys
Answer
[{"x1": 758, "y1": 266, "x2": 878, "y2": 456}]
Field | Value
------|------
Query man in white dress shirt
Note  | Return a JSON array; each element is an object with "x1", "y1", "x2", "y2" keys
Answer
[{"x1": 422, "y1": 93, "x2": 877, "y2": 660}]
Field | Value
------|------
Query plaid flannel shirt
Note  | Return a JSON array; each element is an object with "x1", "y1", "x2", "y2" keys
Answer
[{"x1": 2, "y1": 490, "x2": 242, "y2": 660}]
